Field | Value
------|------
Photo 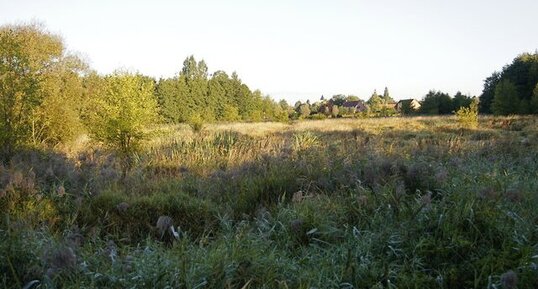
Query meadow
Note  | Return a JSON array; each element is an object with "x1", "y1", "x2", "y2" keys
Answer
[{"x1": 1, "y1": 116, "x2": 538, "y2": 289}]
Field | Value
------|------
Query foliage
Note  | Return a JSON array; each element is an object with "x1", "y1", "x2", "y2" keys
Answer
[
  {"x1": 298, "y1": 104, "x2": 311, "y2": 118},
  {"x1": 452, "y1": 91, "x2": 473, "y2": 111},
  {"x1": 367, "y1": 90, "x2": 383, "y2": 112},
  {"x1": 420, "y1": 90, "x2": 453, "y2": 114},
  {"x1": 492, "y1": 79, "x2": 520, "y2": 115},
  {"x1": 479, "y1": 72, "x2": 501, "y2": 113},
  {"x1": 3, "y1": 116, "x2": 538, "y2": 288},
  {"x1": 31, "y1": 55, "x2": 88, "y2": 145},
  {"x1": 531, "y1": 83, "x2": 538, "y2": 113},
  {"x1": 0, "y1": 23, "x2": 82, "y2": 158},
  {"x1": 480, "y1": 52, "x2": 538, "y2": 114},
  {"x1": 155, "y1": 56, "x2": 284, "y2": 123},
  {"x1": 187, "y1": 114, "x2": 205, "y2": 133},
  {"x1": 86, "y1": 71, "x2": 159, "y2": 159},
  {"x1": 455, "y1": 97, "x2": 479, "y2": 128},
  {"x1": 382, "y1": 86, "x2": 394, "y2": 103}
]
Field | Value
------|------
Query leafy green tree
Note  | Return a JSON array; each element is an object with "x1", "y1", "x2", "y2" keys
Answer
[
  {"x1": 492, "y1": 79, "x2": 520, "y2": 115},
  {"x1": 32, "y1": 55, "x2": 87, "y2": 145},
  {"x1": 0, "y1": 23, "x2": 85, "y2": 159},
  {"x1": 481, "y1": 52, "x2": 538, "y2": 114},
  {"x1": 479, "y1": 72, "x2": 501, "y2": 113},
  {"x1": 452, "y1": 91, "x2": 473, "y2": 111},
  {"x1": 420, "y1": 90, "x2": 453, "y2": 115},
  {"x1": 181, "y1": 56, "x2": 212, "y2": 121},
  {"x1": 331, "y1": 94, "x2": 346, "y2": 106},
  {"x1": 208, "y1": 70, "x2": 232, "y2": 120},
  {"x1": 298, "y1": 104, "x2": 311, "y2": 118},
  {"x1": 87, "y1": 71, "x2": 159, "y2": 167},
  {"x1": 345, "y1": 95, "x2": 360, "y2": 102},
  {"x1": 155, "y1": 75, "x2": 192, "y2": 122},
  {"x1": 367, "y1": 90, "x2": 383, "y2": 112},
  {"x1": 155, "y1": 78, "x2": 179, "y2": 122},
  {"x1": 382, "y1": 87, "x2": 394, "y2": 103},
  {"x1": 155, "y1": 57, "x2": 282, "y2": 123},
  {"x1": 222, "y1": 105, "x2": 240, "y2": 121}
]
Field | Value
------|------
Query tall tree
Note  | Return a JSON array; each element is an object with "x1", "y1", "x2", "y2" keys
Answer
[
  {"x1": 420, "y1": 90, "x2": 453, "y2": 115},
  {"x1": 367, "y1": 90, "x2": 383, "y2": 112},
  {"x1": 32, "y1": 55, "x2": 87, "y2": 145},
  {"x1": 452, "y1": 91, "x2": 473, "y2": 111},
  {"x1": 481, "y1": 52, "x2": 538, "y2": 114},
  {"x1": 382, "y1": 87, "x2": 394, "y2": 103},
  {"x1": 331, "y1": 94, "x2": 346, "y2": 106},
  {"x1": 180, "y1": 56, "x2": 211, "y2": 121},
  {"x1": 0, "y1": 23, "x2": 85, "y2": 158},
  {"x1": 479, "y1": 72, "x2": 501, "y2": 113},
  {"x1": 492, "y1": 79, "x2": 520, "y2": 115},
  {"x1": 86, "y1": 71, "x2": 159, "y2": 168}
]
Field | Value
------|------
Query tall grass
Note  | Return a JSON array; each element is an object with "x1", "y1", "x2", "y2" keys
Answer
[{"x1": 1, "y1": 116, "x2": 538, "y2": 288}]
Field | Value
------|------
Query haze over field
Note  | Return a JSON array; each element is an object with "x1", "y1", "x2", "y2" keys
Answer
[{"x1": 2, "y1": 0, "x2": 537, "y2": 102}]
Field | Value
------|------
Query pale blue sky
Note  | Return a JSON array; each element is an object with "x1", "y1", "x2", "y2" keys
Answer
[{"x1": 1, "y1": 0, "x2": 537, "y2": 103}]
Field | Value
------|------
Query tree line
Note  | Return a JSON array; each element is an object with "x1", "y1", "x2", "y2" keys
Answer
[
  {"x1": 0, "y1": 23, "x2": 285, "y2": 160},
  {"x1": 156, "y1": 56, "x2": 288, "y2": 124},
  {"x1": 1, "y1": 23, "x2": 536, "y2": 161},
  {"x1": 479, "y1": 52, "x2": 538, "y2": 115}
]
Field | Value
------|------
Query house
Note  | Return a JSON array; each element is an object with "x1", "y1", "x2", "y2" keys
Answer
[
  {"x1": 342, "y1": 100, "x2": 368, "y2": 113},
  {"x1": 396, "y1": 99, "x2": 421, "y2": 114}
]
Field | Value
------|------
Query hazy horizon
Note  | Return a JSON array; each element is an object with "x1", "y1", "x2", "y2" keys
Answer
[{"x1": 1, "y1": 0, "x2": 537, "y2": 103}]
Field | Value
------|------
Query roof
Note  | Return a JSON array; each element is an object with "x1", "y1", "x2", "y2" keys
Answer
[
  {"x1": 397, "y1": 99, "x2": 420, "y2": 104},
  {"x1": 342, "y1": 101, "x2": 365, "y2": 108}
]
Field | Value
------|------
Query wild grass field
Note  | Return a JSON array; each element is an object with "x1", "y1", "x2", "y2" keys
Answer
[{"x1": 1, "y1": 116, "x2": 538, "y2": 289}]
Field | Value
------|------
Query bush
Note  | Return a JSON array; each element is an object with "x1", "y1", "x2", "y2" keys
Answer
[
  {"x1": 187, "y1": 114, "x2": 205, "y2": 133},
  {"x1": 456, "y1": 98, "x2": 479, "y2": 128}
]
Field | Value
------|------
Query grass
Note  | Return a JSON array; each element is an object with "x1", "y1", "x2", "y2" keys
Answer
[{"x1": 1, "y1": 116, "x2": 538, "y2": 288}]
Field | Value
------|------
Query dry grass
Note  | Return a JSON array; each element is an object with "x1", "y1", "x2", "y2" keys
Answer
[{"x1": 2, "y1": 115, "x2": 538, "y2": 289}]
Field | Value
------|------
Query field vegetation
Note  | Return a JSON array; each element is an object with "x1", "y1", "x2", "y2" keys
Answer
[{"x1": 2, "y1": 116, "x2": 538, "y2": 288}]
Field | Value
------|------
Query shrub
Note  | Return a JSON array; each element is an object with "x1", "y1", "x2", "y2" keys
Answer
[
  {"x1": 187, "y1": 114, "x2": 205, "y2": 133},
  {"x1": 456, "y1": 98, "x2": 479, "y2": 128}
]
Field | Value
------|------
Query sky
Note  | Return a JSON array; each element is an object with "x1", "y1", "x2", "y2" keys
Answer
[{"x1": 1, "y1": 0, "x2": 537, "y2": 103}]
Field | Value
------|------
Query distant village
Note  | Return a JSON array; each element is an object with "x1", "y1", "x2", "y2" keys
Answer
[{"x1": 290, "y1": 87, "x2": 423, "y2": 119}]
